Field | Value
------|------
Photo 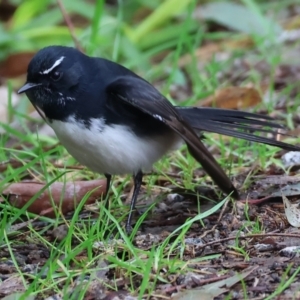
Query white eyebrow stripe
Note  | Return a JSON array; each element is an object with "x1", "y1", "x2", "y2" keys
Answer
[{"x1": 40, "y1": 56, "x2": 65, "y2": 74}]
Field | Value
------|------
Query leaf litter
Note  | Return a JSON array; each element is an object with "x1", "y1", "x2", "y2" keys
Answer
[{"x1": 2, "y1": 140, "x2": 300, "y2": 299}]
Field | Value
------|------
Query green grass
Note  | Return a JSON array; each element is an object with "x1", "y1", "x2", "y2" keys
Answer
[{"x1": 1, "y1": 0, "x2": 300, "y2": 298}]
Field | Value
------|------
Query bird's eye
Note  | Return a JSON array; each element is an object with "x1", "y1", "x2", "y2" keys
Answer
[{"x1": 50, "y1": 71, "x2": 62, "y2": 81}]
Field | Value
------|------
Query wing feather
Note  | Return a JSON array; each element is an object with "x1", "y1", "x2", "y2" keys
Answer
[{"x1": 106, "y1": 76, "x2": 239, "y2": 198}]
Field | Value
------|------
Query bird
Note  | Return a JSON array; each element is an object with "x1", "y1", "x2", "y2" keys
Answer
[{"x1": 18, "y1": 45, "x2": 300, "y2": 232}]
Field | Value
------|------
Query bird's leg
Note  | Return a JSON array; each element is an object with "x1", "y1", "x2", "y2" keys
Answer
[
  {"x1": 104, "y1": 173, "x2": 112, "y2": 209},
  {"x1": 125, "y1": 170, "x2": 143, "y2": 233}
]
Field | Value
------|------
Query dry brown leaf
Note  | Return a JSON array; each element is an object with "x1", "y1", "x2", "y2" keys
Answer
[
  {"x1": 200, "y1": 86, "x2": 262, "y2": 109},
  {"x1": 178, "y1": 38, "x2": 253, "y2": 68},
  {"x1": 284, "y1": 15, "x2": 300, "y2": 30},
  {"x1": 0, "y1": 52, "x2": 35, "y2": 78},
  {"x1": 179, "y1": 43, "x2": 222, "y2": 67},
  {"x1": 3, "y1": 179, "x2": 106, "y2": 217}
]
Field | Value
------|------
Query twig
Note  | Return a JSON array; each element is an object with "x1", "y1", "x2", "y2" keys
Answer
[
  {"x1": 56, "y1": 0, "x2": 84, "y2": 53},
  {"x1": 195, "y1": 233, "x2": 300, "y2": 254},
  {"x1": 160, "y1": 274, "x2": 231, "y2": 295}
]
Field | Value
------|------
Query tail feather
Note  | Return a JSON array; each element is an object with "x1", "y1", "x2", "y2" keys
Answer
[{"x1": 176, "y1": 107, "x2": 300, "y2": 151}]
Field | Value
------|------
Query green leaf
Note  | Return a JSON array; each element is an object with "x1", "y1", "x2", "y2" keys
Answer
[
  {"x1": 128, "y1": 0, "x2": 192, "y2": 43},
  {"x1": 11, "y1": 0, "x2": 53, "y2": 30},
  {"x1": 200, "y1": 1, "x2": 282, "y2": 36},
  {"x1": 0, "y1": 24, "x2": 13, "y2": 45}
]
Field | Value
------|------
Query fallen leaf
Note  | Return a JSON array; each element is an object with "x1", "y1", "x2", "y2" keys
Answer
[
  {"x1": 0, "y1": 52, "x2": 35, "y2": 78},
  {"x1": 262, "y1": 183, "x2": 300, "y2": 198},
  {"x1": 282, "y1": 193, "x2": 300, "y2": 227},
  {"x1": 280, "y1": 246, "x2": 300, "y2": 258},
  {"x1": 282, "y1": 151, "x2": 300, "y2": 168},
  {"x1": 172, "y1": 289, "x2": 213, "y2": 300},
  {"x1": 0, "y1": 276, "x2": 26, "y2": 297},
  {"x1": 200, "y1": 86, "x2": 262, "y2": 109},
  {"x1": 2, "y1": 294, "x2": 35, "y2": 300},
  {"x1": 255, "y1": 175, "x2": 300, "y2": 185},
  {"x1": 172, "y1": 266, "x2": 257, "y2": 299},
  {"x1": 3, "y1": 180, "x2": 106, "y2": 217},
  {"x1": 178, "y1": 38, "x2": 253, "y2": 68}
]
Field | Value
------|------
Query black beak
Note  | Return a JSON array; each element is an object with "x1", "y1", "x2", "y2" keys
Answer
[{"x1": 18, "y1": 82, "x2": 42, "y2": 94}]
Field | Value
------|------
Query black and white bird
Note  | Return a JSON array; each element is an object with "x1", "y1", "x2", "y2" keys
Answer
[{"x1": 18, "y1": 46, "x2": 300, "y2": 231}]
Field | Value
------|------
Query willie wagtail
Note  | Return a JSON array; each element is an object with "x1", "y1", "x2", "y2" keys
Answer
[{"x1": 18, "y1": 46, "x2": 300, "y2": 231}]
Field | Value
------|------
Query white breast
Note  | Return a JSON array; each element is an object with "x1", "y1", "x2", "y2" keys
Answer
[{"x1": 50, "y1": 116, "x2": 181, "y2": 175}]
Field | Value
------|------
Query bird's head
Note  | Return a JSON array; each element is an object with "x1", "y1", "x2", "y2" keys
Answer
[{"x1": 18, "y1": 46, "x2": 85, "y2": 109}]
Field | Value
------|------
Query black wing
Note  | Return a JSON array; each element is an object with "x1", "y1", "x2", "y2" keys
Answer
[{"x1": 106, "y1": 76, "x2": 238, "y2": 198}]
